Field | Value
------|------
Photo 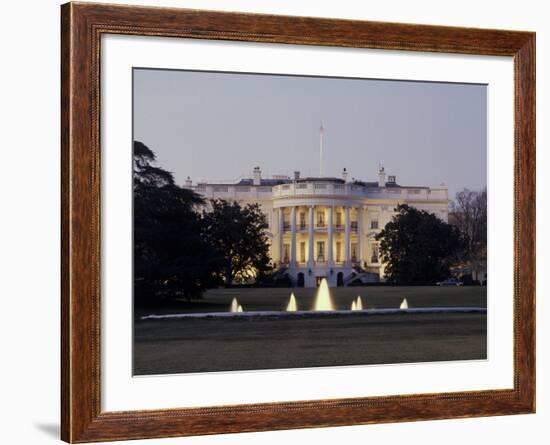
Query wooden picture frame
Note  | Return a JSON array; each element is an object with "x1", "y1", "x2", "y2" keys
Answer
[{"x1": 61, "y1": 2, "x2": 535, "y2": 442}]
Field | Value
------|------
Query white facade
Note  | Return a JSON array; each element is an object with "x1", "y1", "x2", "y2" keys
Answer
[{"x1": 188, "y1": 167, "x2": 449, "y2": 288}]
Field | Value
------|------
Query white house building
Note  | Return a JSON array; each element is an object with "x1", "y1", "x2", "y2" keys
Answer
[{"x1": 185, "y1": 165, "x2": 449, "y2": 288}]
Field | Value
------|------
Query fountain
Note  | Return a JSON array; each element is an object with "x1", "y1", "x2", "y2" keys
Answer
[
  {"x1": 230, "y1": 297, "x2": 240, "y2": 313},
  {"x1": 356, "y1": 296, "x2": 363, "y2": 310},
  {"x1": 237, "y1": 305, "x2": 243, "y2": 312},
  {"x1": 313, "y1": 278, "x2": 334, "y2": 311},
  {"x1": 286, "y1": 293, "x2": 298, "y2": 311},
  {"x1": 400, "y1": 298, "x2": 409, "y2": 309},
  {"x1": 351, "y1": 301, "x2": 357, "y2": 311}
]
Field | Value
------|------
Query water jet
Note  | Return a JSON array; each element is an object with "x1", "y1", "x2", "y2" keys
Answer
[
  {"x1": 286, "y1": 293, "x2": 298, "y2": 311},
  {"x1": 230, "y1": 297, "x2": 240, "y2": 312},
  {"x1": 313, "y1": 278, "x2": 334, "y2": 311}
]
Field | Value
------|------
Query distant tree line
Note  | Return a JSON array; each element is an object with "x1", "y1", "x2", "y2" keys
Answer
[
  {"x1": 449, "y1": 188, "x2": 487, "y2": 283},
  {"x1": 133, "y1": 141, "x2": 271, "y2": 306}
]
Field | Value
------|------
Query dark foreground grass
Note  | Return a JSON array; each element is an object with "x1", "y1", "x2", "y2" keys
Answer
[{"x1": 134, "y1": 311, "x2": 487, "y2": 375}]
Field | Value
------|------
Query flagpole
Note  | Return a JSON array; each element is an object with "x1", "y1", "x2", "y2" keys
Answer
[{"x1": 319, "y1": 123, "x2": 324, "y2": 176}]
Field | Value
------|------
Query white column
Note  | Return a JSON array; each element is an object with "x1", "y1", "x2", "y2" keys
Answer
[
  {"x1": 279, "y1": 207, "x2": 285, "y2": 265},
  {"x1": 357, "y1": 207, "x2": 362, "y2": 266},
  {"x1": 360, "y1": 206, "x2": 367, "y2": 267},
  {"x1": 344, "y1": 206, "x2": 351, "y2": 266},
  {"x1": 290, "y1": 206, "x2": 297, "y2": 266},
  {"x1": 327, "y1": 206, "x2": 334, "y2": 265},
  {"x1": 308, "y1": 205, "x2": 314, "y2": 266}
]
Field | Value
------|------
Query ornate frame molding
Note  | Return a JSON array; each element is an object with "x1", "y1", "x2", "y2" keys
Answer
[{"x1": 61, "y1": 2, "x2": 535, "y2": 442}]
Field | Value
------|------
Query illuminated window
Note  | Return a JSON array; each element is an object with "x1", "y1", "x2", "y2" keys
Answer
[
  {"x1": 299, "y1": 242, "x2": 306, "y2": 263},
  {"x1": 371, "y1": 244, "x2": 379, "y2": 263},
  {"x1": 351, "y1": 243, "x2": 358, "y2": 262},
  {"x1": 317, "y1": 241, "x2": 325, "y2": 261},
  {"x1": 336, "y1": 212, "x2": 342, "y2": 227},
  {"x1": 317, "y1": 211, "x2": 325, "y2": 227},
  {"x1": 299, "y1": 212, "x2": 306, "y2": 229},
  {"x1": 283, "y1": 244, "x2": 290, "y2": 263},
  {"x1": 283, "y1": 214, "x2": 290, "y2": 231}
]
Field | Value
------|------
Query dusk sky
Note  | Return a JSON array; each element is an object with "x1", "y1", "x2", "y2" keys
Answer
[{"x1": 133, "y1": 68, "x2": 487, "y2": 199}]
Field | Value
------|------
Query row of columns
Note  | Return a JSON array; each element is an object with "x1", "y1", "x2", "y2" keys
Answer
[{"x1": 280, "y1": 205, "x2": 363, "y2": 267}]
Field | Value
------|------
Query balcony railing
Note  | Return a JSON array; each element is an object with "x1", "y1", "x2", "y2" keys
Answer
[
  {"x1": 270, "y1": 182, "x2": 448, "y2": 201},
  {"x1": 283, "y1": 222, "x2": 362, "y2": 232},
  {"x1": 279, "y1": 258, "x2": 376, "y2": 268},
  {"x1": 283, "y1": 224, "x2": 311, "y2": 232}
]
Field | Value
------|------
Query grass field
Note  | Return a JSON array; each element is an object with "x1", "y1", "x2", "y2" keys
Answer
[{"x1": 134, "y1": 286, "x2": 487, "y2": 375}]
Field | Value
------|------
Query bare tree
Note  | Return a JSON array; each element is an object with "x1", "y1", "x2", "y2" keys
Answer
[
  {"x1": 450, "y1": 188, "x2": 487, "y2": 253},
  {"x1": 449, "y1": 187, "x2": 487, "y2": 282}
]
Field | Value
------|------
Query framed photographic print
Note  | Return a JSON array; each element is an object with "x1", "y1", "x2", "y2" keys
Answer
[{"x1": 61, "y1": 2, "x2": 535, "y2": 442}]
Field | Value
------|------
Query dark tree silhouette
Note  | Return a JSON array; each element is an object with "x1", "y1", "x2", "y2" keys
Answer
[
  {"x1": 133, "y1": 141, "x2": 220, "y2": 304},
  {"x1": 134, "y1": 141, "x2": 175, "y2": 187},
  {"x1": 202, "y1": 200, "x2": 272, "y2": 286},
  {"x1": 376, "y1": 204, "x2": 465, "y2": 285}
]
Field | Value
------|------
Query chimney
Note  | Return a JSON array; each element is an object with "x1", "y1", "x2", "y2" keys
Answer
[
  {"x1": 253, "y1": 166, "x2": 262, "y2": 186},
  {"x1": 342, "y1": 168, "x2": 348, "y2": 182},
  {"x1": 184, "y1": 176, "x2": 192, "y2": 188},
  {"x1": 378, "y1": 166, "x2": 386, "y2": 188},
  {"x1": 294, "y1": 171, "x2": 300, "y2": 181}
]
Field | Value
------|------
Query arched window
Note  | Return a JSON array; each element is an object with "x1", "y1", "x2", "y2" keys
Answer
[
  {"x1": 337, "y1": 272, "x2": 344, "y2": 287},
  {"x1": 297, "y1": 273, "x2": 305, "y2": 287}
]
